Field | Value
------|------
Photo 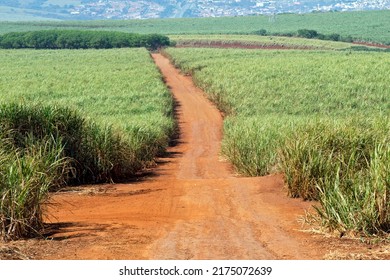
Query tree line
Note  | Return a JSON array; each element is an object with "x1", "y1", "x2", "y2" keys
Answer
[
  {"x1": 252, "y1": 28, "x2": 354, "y2": 43},
  {"x1": 0, "y1": 30, "x2": 171, "y2": 50}
]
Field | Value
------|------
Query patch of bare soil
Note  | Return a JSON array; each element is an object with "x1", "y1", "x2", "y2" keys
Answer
[{"x1": 1, "y1": 53, "x2": 388, "y2": 260}]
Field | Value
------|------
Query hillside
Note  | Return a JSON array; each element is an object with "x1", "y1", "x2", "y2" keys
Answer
[
  {"x1": 0, "y1": 0, "x2": 389, "y2": 20},
  {"x1": 1, "y1": 10, "x2": 389, "y2": 44}
]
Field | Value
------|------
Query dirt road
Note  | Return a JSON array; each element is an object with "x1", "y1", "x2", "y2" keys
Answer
[
  {"x1": 2, "y1": 53, "x2": 384, "y2": 260},
  {"x1": 147, "y1": 54, "x2": 322, "y2": 259}
]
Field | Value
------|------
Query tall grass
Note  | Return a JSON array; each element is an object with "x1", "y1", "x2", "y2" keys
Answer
[
  {"x1": 0, "y1": 103, "x2": 139, "y2": 184},
  {"x1": 0, "y1": 48, "x2": 175, "y2": 179},
  {"x1": 314, "y1": 141, "x2": 390, "y2": 234},
  {"x1": 279, "y1": 117, "x2": 389, "y2": 193},
  {"x1": 0, "y1": 103, "x2": 156, "y2": 239},
  {"x1": 222, "y1": 116, "x2": 285, "y2": 176},
  {"x1": 0, "y1": 127, "x2": 69, "y2": 240},
  {"x1": 165, "y1": 48, "x2": 390, "y2": 235}
]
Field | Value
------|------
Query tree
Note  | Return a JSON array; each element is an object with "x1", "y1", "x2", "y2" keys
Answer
[
  {"x1": 0, "y1": 30, "x2": 171, "y2": 50},
  {"x1": 297, "y1": 29, "x2": 318, "y2": 39}
]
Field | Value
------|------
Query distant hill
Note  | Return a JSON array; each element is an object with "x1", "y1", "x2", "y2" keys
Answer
[
  {"x1": 1, "y1": 10, "x2": 389, "y2": 45},
  {"x1": 0, "y1": 0, "x2": 390, "y2": 21}
]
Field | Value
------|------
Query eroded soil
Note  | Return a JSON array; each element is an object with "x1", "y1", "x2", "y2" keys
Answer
[{"x1": 1, "y1": 53, "x2": 388, "y2": 260}]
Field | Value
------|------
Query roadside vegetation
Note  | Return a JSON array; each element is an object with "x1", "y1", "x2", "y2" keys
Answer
[
  {"x1": 0, "y1": 48, "x2": 175, "y2": 240},
  {"x1": 0, "y1": 104, "x2": 125, "y2": 239},
  {"x1": 164, "y1": 48, "x2": 390, "y2": 236}
]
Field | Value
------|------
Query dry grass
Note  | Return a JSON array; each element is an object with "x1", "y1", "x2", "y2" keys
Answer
[{"x1": 0, "y1": 245, "x2": 30, "y2": 260}]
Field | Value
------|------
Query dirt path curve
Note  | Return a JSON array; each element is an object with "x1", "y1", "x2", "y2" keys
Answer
[{"x1": 3, "y1": 53, "x2": 334, "y2": 260}]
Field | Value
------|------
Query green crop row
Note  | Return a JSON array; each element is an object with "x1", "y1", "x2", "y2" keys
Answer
[
  {"x1": 164, "y1": 47, "x2": 390, "y2": 235},
  {"x1": 171, "y1": 34, "x2": 390, "y2": 54},
  {"x1": 170, "y1": 34, "x2": 357, "y2": 50},
  {"x1": 0, "y1": 48, "x2": 175, "y2": 151},
  {"x1": 0, "y1": 48, "x2": 175, "y2": 240}
]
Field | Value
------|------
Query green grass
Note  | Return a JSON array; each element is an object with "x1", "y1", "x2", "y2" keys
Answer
[
  {"x1": 315, "y1": 138, "x2": 390, "y2": 234},
  {"x1": 166, "y1": 48, "x2": 389, "y2": 118},
  {"x1": 164, "y1": 47, "x2": 390, "y2": 235},
  {"x1": 0, "y1": 109, "x2": 71, "y2": 240},
  {"x1": 0, "y1": 144, "x2": 66, "y2": 240},
  {"x1": 1, "y1": 10, "x2": 389, "y2": 44},
  {"x1": 0, "y1": 48, "x2": 174, "y2": 150},
  {"x1": 0, "y1": 48, "x2": 175, "y2": 176}
]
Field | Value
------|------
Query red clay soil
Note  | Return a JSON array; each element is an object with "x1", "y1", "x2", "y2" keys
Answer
[{"x1": 1, "y1": 53, "x2": 388, "y2": 260}]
